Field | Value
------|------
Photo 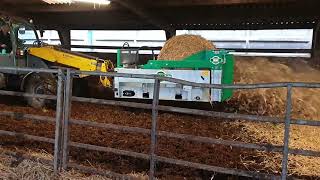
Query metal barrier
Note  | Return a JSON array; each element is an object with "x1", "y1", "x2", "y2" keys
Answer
[
  {"x1": 0, "y1": 67, "x2": 64, "y2": 174},
  {"x1": 1, "y1": 67, "x2": 320, "y2": 179}
]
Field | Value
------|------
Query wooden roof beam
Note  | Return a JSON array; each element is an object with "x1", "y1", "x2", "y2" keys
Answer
[{"x1": 144, "y1": 0, "x2": 297, "y2": 7}]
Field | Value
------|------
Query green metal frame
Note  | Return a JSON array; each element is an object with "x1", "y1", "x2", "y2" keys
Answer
[
  {"x1": 141, "y1": 50, "x2": 227, "y2": 70},
  {"x1": 221, "y1": 52, "x2": 234, "y2": 101},
  {"x1": 117, "y1": 49, "x2": 122, "y2": 68}
]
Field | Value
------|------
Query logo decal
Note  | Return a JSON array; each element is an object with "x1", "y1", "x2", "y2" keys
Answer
[{"x1": 210, "y1": 56, "x2": 222, "y2": 65}]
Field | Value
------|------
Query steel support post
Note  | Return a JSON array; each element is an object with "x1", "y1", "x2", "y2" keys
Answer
[
  {"x1": 53, "y1": 69, "x2": 64, "y2": 174},
  {"x1": 281, "y1": 85, "x2": 293, "y2": 180},
  {"x1": 58, "y1": 28, "x2": 71, "y2": 50},
  {"x1": 149, "y1": 78, "x2": 161, "y2": 180},
  {"x1": 62, "y1": 69, "x2": 73, "y2": 169}
]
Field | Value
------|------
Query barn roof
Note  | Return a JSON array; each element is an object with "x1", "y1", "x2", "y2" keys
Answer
[{"x1": 0, "y1": 0, "x2": 319, "y2": 30}]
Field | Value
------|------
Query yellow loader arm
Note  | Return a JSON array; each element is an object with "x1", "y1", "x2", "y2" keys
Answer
[{"x1": 28, "y1": 46, "x2": 113, "y2": 87}]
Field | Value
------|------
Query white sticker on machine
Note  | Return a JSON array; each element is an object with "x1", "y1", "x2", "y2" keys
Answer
[{"x1": 211, "y1": 70, "x2": 222, "y2": 102}]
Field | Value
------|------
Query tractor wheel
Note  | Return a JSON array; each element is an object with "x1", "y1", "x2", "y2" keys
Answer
[{"x1": 25, "y1": 74, "x2": 57, "y2": 108}]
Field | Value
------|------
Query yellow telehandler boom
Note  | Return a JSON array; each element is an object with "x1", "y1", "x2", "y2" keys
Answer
[{"x1": 28, "y1": 46, "x2": 113, "y2": 87}]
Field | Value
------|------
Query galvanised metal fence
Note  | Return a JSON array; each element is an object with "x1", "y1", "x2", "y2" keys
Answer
[
  {"x1": 0, "y1": 67, "x2": 64, "y2": 175},
  {"x1": 1, "y1": 67, "x2": 320, "y2": 180}
]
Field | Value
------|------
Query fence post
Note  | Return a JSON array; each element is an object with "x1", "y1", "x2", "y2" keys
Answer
[
  {"x1": 53, "y1": 69, "x2": 64, "y2": 174},
  {"x1": 281, "y1": 85, "x2": 293, "y2": 180},
  {"x1": 149, "y1": 78, "x2": 161, "y2": 180},
  {"x1": 62, "y1": 69, "x2": 73, "y2": 170}
]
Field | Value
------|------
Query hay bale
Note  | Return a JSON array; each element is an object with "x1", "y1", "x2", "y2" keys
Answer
[{"x1": 158, "y1": 34, "x2": 216, "y2": 60}]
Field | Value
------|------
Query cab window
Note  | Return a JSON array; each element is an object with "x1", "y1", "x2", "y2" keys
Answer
[{"x1": 16, "y1": 24, "x2": 38, "y2": 47}]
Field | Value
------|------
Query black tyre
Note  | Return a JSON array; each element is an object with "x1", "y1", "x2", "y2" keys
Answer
[{"x1": 25, "y1": 73, "x2": 57, "y2": 108}]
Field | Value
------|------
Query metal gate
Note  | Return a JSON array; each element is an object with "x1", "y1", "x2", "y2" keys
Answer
[{"x1": 1, "y1": 67, "x2": 320, "y2": 180}]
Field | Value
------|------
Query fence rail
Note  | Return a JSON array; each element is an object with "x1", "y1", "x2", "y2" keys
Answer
[{"x1": 0, "y1": 67, "x2": 320, "y2": 179}]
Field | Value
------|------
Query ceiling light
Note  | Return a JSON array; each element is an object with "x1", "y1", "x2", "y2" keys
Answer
[
  {"x1": 74, "y1": 0, "x2": 110, "y2": 5},
  {"x1": 42, "y1": 0, "x2": 72, "y2": 4},
  {"x1": 42, "y1": 0, "x2": 110, "y2": 5}
]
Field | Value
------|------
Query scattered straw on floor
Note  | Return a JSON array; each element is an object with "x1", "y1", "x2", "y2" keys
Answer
[{"x1": 0, "y1": 148, "x2": 147, "y2": 180}]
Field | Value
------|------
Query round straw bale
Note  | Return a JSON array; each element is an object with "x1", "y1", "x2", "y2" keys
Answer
[{"x1": 158, "y1": 34, "x2": 216, "y2": 60}]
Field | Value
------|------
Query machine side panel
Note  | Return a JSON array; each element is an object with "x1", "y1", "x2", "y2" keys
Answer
[{"x1": 114, "y1": 68, "x2": 211, "y2": 102}]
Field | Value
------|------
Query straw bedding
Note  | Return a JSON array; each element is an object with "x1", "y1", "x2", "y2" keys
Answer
[
  {"x1": 230, "y1": 57, "x2": 320, "y2": 176},
  {"x1": 0, "y1": 148, "x2": 148, "y2": 180},
  {"x1": 158, "y1": 34, "x2": 320, "y2": 176},
  {"x1": 0, "y1": 149, "x2": 108, "y2": 180}
]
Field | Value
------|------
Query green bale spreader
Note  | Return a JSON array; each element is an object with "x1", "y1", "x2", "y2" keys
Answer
[{"x1": 114, "y1": 49, "x2": 234, "y2": 103}]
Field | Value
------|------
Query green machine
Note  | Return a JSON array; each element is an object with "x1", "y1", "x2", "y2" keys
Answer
[{"x1": 114, "y1": 49, "x2": 234, "y2": 102}]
